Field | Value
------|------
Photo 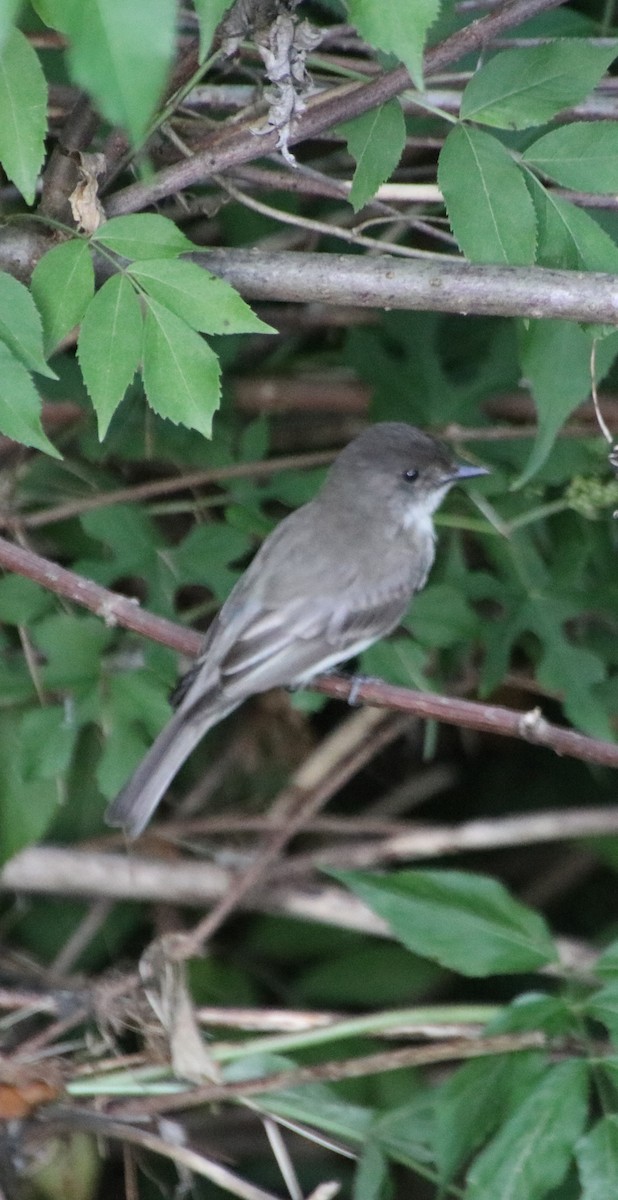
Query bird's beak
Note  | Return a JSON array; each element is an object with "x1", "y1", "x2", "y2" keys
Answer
[{"x1": 451, "y1": 464, "x2": 490, "y2": 481}]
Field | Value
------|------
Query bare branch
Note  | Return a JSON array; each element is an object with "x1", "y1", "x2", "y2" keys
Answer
[{"x1": 198, "y1": 248, "x2": 618, "y2": 326}]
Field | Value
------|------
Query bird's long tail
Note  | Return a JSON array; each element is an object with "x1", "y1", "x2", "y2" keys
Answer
[{"x1": 105, "y1": 698, "x2": 237, "y2": 839}]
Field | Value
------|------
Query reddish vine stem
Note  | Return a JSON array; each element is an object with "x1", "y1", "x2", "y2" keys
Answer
[{"x1": 0, "y1": 533, "x2": 616, "y2": 768}]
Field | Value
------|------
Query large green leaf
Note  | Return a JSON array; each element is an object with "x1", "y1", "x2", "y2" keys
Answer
[
  {"x1": 466, "y1": 1061, "x2": 588, "y2": 1200},
  {"x1": 345, "y1": 0, "x2": 440, "y2": 88},
  {"x1": 438, "y1": 126, "x2": 536, "y2": 265},
  {"x1": 461, "y1": 41, "x2": 617, "y2": 130},
  {"x1": 0, "y1": 271, "x2": 56, "y2": 378},
  {"x1": 576, "y1": 1117, "x2": 618, "y2": 1200},
  {"x1": 516, "y1": 322, "x2": 618, "y2": 486},
  {"x1": 0, "y1": 341, "x2": 59, "y2": 456},
  {"x1": 330, "y1": 869, "x2": 558, "y2": 976},
  {"x1": 128, "y1": 259, "x2": 274, "y2": 334},
  {"x1": 0, "y1": 1, "x2": 22, "y2": 55},
  {"x1": 338, "y1": 101, "x2": 406, "y2": 212},
  {"x1": 0, "y1": 27, "x2": 47, "y2": 204},
  {"x1": 92, "y1": 214, "x2": 195, "y2": 262},
  {"x1": 434, "y1": 1053, "x2": 545, "y2": 1184},
  {"x1": 524, "y1": 121, "x2": 618, "y2": 192},
  {"x1": 526, "y1": 173, "x2": 618, "y2": 272},
  {"x1": 31, "y1": 239, "x2": 95, "y2": 354},
  {"x1": 64, "y1": 0, "x2": 176, "y2": 143},
  {"x1": 77, "y1": 274, "x2": 143, "y2": 438},
  {"x1": 142, "y1": 299, "x2": 221, "y2": 437}
]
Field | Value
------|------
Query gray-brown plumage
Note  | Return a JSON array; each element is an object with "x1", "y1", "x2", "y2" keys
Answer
[{"x1": 106, "y1": 423, "x2": 487, "y2": 838}]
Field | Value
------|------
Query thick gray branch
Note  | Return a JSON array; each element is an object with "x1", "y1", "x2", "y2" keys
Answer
[{"x1": 197, "y1": 249, "x2": 618, "y2": 325}]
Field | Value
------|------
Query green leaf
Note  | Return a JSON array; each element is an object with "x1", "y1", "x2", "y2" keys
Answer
[
  {"x1": 329, "y1": 869, "x2": 558, "y2": 976},
  {"x1": 434, "y1": 1052, "x2": 546, "y2": 1183},
  {"x1": 19, "y1": 706, "x2": 77, "y2": 781},
  {"x1": 515, "y1": 322, "x2": 618, "y2": 486},
  {"x1": 31, "y1": 239, "x2": 95, "y2": 354},
  {"x1": 0, "y1": 27, "x2": 47, "y2": 204},
  {"x1": 461, "y1": 41, "x2": 618, "y2": 130},
  {"x1": 587, "y1": 981, "x2": 618, "y2": 1044},
  {"x1": 0, "y1": 713, "x2": 59, "y2": 860},
  {"x1": 596, "y1": 939, "x2": 618, "y2": 981},
  {"x1": 35, "y1": 613, "x2": 113, "y2": 691},
  {"x1": 577, "y1": 1116, "x2": 618, "y2": 1200},
  {"x1": 128, "y1": 259, "x2": 275, "y2": 334},
  {"x1": 170, "y1": 523, "x2": 252, "y2": 601},
  {"x1": 77, "y1": 274, "x2": 143, "y2": 438},
  {"x1": 92, "y1": 214, "x2": 195, "y2": 261},
  {"x1": 0, "y1": 271, "x2": 56, "y2": 379},
  {"x1": 0, "y1": 576, "x2": 51, "y2": 624},
  {"x1": 0, "y1": 342, "x2": 60, "y2": 456},
  {"x1": 142, "y1": 299, "x2": 221, "y2": 437},
  {"x1": 438, "y1": 126, "x2": 536, "y2": 265},
  {"x1": 354, "y1": 1143, "x2": 389, "y2": 1200},
  {"x1": 193, "y1": 0, "x2": 235, "y2": 63},
  {"x1": 466, "y1": 1061, "x2": 588, "y2": 1200},
  {"x1": 405, "y1": 582, "x2": 478, "y2": 648},
  {"x1": 345, "y1": 0, "x2": 440, "y2": 88},
  {"x1": 524, "y1": 121, "x2": 618, "y2": 193},
  {"x1": 338, "y1": 101, "x2": 406, "y2": 212},
  {"x1": 64, "y1": 0, "x2": 176, "y2": 143},
  {"x1": 0, "y1": 1, "x2": 22, "y2": 55},
  {"x1": 526, "y1": 174, "x2": 618, "y2": 272}
]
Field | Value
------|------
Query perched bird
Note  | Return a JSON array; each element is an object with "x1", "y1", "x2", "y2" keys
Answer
[{"x1": 106, "y1": 422, "x2": 487, "y2": 837}]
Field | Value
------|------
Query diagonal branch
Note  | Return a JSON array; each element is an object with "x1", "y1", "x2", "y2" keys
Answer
[
  {"x1": 106, "y1": 0, "x2": 567, "y2": 216},
  {"x1": 0, "y1": 532, "x2": 616, "y2": 768}
]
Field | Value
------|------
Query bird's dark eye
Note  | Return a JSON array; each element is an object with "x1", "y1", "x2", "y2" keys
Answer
[{"x1": 402, "y1": 468, "x2": 419, "y2": 483}]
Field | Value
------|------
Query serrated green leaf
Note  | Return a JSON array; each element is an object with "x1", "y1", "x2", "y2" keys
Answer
[
  {"x1": 0, "y1": 342, "x2": 60, "y2": 456},
  {"x1": 0, "y1": 1, "x2": 22, "y2": 55},
  {"x1": 0, "y1": 271, "x2": 56, "y2": 379},
  {"x1": 193, "y1": 0, "x2": 234, "y2": 62},
  {"x1": 77, "y1": 274, "x2": 143, "y2": 438},
  {"x1": 438, "y1": 126, "x2": 536, "y2": 265},
  {"x1": 524, "y1": 121, "x2": 618, "y2": 193},
  {"x1": 19, "y1": 705, "x2": 77, "y2": 781},
  {"x1": 31, "y1": 239, "x2": 95, "y2": 354},
  {"x1": 142, "y1": 299, "x2": 221, "y2": 437},
  {"x1": 0, "y1": 27, "x2": 47, "y2": 204},
  {"x1": 461, "y1": 40, "x2": 617, "y2": 130},
  {"x1": 92, "y1": 214, "x2": 195, "y2": 261},
  {"x1": 577, "y1": 1116, "x2": 618, "y2": 1200},
  {"x1": 96, "y1": 720, "x2": 152, "y2": 798},
  {"x1": 64, "y1": 0, "x2": 176, "y2": 143},
  {"x1": 516, "y1": 322, "x2": 618, "y2": 486},
  {"x1": 526, "y1": 174, "x2": 618, "y2": 272},
  {"x1": 338, "y1": 101, "x2": 406, "y2": 212},
  {"x1": 466, "y1": 1061, "x2": 589, "y2": 1200},
  {"x1": 345, "y1": 0, "x2": 440, "y2": 88},
  {"x1": 329, "y1": 869, "x2": 558, "y2": 976},
  {"x1": 128, "y1": 259, "x2": 275, "y2": 334}
]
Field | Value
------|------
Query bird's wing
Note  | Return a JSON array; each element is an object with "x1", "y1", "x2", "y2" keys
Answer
[{"x1": 191, "y1": 583, "x2": 412, "y2": 700}]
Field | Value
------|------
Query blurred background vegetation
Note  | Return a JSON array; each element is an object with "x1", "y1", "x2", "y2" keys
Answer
[{"x1": 0, "y1": 0, "x2": 618, "y2": 1197}]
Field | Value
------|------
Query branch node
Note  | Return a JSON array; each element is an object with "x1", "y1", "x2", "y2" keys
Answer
[{"x1": 518, "y1": 706, "x2": 551, "y2": 746}]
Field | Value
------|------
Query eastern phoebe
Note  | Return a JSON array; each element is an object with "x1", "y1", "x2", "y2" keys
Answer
[{"x1": 106, "y1": 423, "x2": 487, "y2": 837}]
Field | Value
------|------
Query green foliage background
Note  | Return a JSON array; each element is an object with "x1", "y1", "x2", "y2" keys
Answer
[{"x1": 0, "y1": 1, "x2": 617, "y2": 1198}]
